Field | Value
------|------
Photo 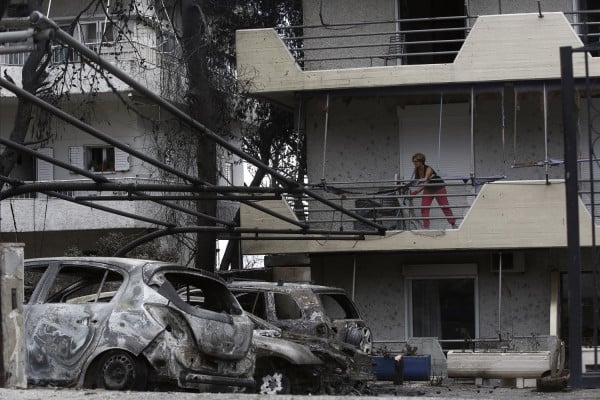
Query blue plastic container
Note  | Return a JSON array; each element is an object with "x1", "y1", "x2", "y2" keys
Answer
[{"x1": 372, "y1": 354, "x2": 431, "y2": 381}]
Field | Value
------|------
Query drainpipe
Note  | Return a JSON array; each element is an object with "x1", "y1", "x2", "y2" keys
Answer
[{"x1": 321, "y1": 93, "x2": 330, "y2": 182}]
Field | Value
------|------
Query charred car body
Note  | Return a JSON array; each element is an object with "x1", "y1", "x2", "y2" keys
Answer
[
  {"x1": 250, "y1": 313, "x2": 374, "y2": 395},
  {"x1": 23, "y1": 257, "x2": 255, "y2": 391},
  {"x1": 228, "y1": 281, "x2": 373, "y2": 354}
]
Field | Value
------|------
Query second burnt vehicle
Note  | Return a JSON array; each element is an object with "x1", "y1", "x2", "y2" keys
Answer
[
  {"x1": 228, "y1": 281, "x2": 373, "y2": 354},
  {"x1": 249, "y1": 313, "x2": 374, "y2": 395},
  {"x1": 23, "y1": 257, "x2": 255, "y2": 392}
]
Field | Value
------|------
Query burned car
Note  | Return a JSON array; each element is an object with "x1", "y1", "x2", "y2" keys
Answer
[
  {"x1": 249, "y1": 313, "x2": 373, "y2": 395},
  {"x1": 23, "y1": 257, "x2": 255, "y2": 391},
  {"x1": 228, "y1": 281, "x2": 373, "y2": 354}
]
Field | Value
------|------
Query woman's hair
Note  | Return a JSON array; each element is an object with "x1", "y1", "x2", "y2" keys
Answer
[{"x1": 412, "y1": 152, "x2": 426, "y2": 162}]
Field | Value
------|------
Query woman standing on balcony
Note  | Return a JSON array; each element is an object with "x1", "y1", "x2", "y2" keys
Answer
[{"x1": 410, "y1": 153, "x2": 456, "y2": 229}]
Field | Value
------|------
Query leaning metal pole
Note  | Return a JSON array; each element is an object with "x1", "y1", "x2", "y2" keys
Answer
[{"x1": 560, "y1": 45, "x2": 583, "y2": 388}]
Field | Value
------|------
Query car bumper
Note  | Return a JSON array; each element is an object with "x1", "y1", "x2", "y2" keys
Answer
[{"x1": 178, "y1": 371, "x2": 255, "y2": 389}]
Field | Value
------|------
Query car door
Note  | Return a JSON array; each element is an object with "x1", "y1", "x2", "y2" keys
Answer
[{"x1": 24, "y1": 261, "x2": 125, "y2": 386}]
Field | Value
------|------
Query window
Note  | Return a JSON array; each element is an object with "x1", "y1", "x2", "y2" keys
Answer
[
  {"x1": 70, "y1": 145, "x2": 130, "y2": 173},
  {"x1": 405, "y1": 264, "x2": 477, "y2": 350},
  {"x1": 318, "y1": 293, "x2": 360, "y2": 320},
  {"x1": 273, "y1": 292, "x2": 302, "y2": 320},
  {"x1": 24, "y1": 265, "x2": 49, "y2": 304},
  {"x1": 52, "y1": 21, "x2": 117, "y2": 64},
  {"x1": 52, "y1": 25, "x2": 81, "y2": 64},
  {"x1": 235, "y1": 291, "x2": 267, "y2": 320},
  {"x1": 409, "y1": 278, "x2": 475, "y2": 349},
  {"x1": 165, "y1": 272, "x2": 241, "y2": 315},
  {"x1": 87, "y1": 146, "x2": 115, "y2": 172},
  {"x1": 80, "y1": 21, "x2": 117, "y2": 52},
  {"x1": 44, "y1": 265, "x2": 124, "y2": 304},
  {"x1": 560, "y1": 271, "x2": 600, "y2": 347},
  {"x1": 0, "y1": 29, "x2": 30, "y2": 65}
]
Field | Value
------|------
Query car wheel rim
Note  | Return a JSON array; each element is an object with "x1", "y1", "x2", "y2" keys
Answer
[
  {"x1": 360, "y1": 327, "x2": 373, "y2": 354},
  {"x1": 102, "y1": 353, "x2": 136, "y2": 390},
  {"x1": 259, "y1": 372, "x2": 285, "y2": 394}
]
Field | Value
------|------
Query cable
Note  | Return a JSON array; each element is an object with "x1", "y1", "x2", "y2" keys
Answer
[{"x1": 9, "y1": 199, "x2": 18, "y2": 242}]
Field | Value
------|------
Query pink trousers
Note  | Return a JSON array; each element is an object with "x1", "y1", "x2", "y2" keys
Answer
[{"x1": 421, "y1": 187, "x2": 456, "y2": 229}]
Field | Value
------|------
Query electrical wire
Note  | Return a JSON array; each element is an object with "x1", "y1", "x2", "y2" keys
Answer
[{"x1": 9, "y1": 199, "x2": 18, "y2": 242}]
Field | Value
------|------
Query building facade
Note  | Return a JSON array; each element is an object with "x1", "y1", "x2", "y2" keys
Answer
[
  {"x1": 236, "y1": 0, "x2": 600, "y2": 374},
  {"x1": 0, "y1": 0, "x2": 243, "y2": 259}
]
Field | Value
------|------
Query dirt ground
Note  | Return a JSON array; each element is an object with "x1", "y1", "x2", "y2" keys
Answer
[
  {"x1": 3, "y1": 381, "x2": 600, "y2": 400},
  {"x1": 376, "y1": 381, "x2": 600, "y2": 399}
]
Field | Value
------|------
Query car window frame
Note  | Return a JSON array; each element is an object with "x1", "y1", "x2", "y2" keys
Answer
[{"x1": 25, "y1": 260, "x2": 128, "y2": 305}]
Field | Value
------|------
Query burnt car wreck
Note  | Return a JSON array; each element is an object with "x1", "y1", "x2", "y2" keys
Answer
[
  {"x1": 251, "y1": 313, "x2": 374, "y2": 395},
  {"x1": 229, "y1": 281, "x2": 373, "y2": 354},
  {"x1": 22, "y1": 257, "x2": 375, "y2": 394},
  {"x1": 24, "y1": 257, "x2": 255, "y2": 391}
]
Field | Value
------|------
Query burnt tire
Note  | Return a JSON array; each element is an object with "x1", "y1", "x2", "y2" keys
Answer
[
  {"x1": 256, "y1": 368, "x2": 292, "y2": 394},
  {"x1": 94, "y1": 350, "x2": 147, "y2": 391},
  {"x1": 346, "y1": 326, "x2": 373, "y2": 354}
]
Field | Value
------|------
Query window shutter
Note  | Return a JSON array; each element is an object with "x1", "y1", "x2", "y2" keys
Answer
[
  {"x1": 114, "y1": 147, "x2": 130, "y2": 171},
  {"x1": 36, "y1": 147, "x2": 54, "y2": 181},
  {"x1": 69, "y1": 146, "x2": 84, "y2": 169}
]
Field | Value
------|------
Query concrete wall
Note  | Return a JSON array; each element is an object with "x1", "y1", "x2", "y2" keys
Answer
[
  {"x1": 302, "y1": 0, "x2": 396, "y2": 70},
  {"x1": 304, "y1": 90, "x2": 567, "y2": 186},
  {"x1": 310, "y1": 249, "x2": 565, "y2": 347}
]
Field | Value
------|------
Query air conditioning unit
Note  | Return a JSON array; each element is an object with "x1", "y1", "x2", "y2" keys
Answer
[{"x1": 491, "y1": 252, "x2": 525, "y2": 273}]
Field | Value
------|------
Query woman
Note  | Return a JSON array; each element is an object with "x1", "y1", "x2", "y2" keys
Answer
[{"x1": 410, "y1": 153, "x2": 456, "y2": 229}]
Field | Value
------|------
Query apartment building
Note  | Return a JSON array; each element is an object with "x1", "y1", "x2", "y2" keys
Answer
[
  {"x1": 236, "y1": 0, "x2": 600, "y2": 381},
  {"x1": 0, "y1": 0, "x2": 243, "y2": 258}
]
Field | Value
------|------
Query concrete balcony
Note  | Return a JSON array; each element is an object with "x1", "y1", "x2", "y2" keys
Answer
[
  {"x1": 236, "y1": 12, "x2": 600, "y2": 107},
  {"x1": 239, "y1": 180, "x2": 598, "y2": 255}
]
